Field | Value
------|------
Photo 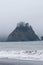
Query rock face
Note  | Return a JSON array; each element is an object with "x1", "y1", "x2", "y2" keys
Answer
[
  {"x1": 7, "y1": 22, "x2": 40, "y2": 41},
  {"x1": 41, "y1": 36, "x2": 43, "y2": 40}
]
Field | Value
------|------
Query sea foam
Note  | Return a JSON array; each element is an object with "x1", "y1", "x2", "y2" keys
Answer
[{"x1": 0, "y1": 50, "x2": 43, "y2": 61}]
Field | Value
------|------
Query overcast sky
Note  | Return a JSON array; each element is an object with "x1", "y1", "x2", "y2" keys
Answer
[{"x1": 0, "y1": 0, "x2": 43, "y2": 37}]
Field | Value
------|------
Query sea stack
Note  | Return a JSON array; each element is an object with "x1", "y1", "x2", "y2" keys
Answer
[{"x1": 7, "y1": 22, "x2": 40, "y2": 41}]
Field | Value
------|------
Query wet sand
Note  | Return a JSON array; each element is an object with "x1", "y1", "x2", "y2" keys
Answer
[{"x1": 0, "y1": 59, "x2": 43, "y2": 65}]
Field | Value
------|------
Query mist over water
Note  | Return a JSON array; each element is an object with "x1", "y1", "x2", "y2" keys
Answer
[{"x1": 0, "y1": 0, "x2": 43, "y2": 38}]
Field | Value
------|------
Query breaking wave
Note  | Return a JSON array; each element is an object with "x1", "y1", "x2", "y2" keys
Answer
[{"x1": 0, "y1": 50, "x2": 43, "y2": 61}]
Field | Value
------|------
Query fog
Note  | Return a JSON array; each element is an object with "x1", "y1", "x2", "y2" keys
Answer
[{"x1": 0, "y1": 0, "x2": 43, "y2": 38}]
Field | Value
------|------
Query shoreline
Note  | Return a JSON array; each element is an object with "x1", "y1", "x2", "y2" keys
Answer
[{"x1": 0, "y1": 59, "x2": 43, "y2": 65}]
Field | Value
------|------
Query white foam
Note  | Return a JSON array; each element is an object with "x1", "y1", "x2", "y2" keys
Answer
[{"x1": 0, "y1": 50, "x2": 43, "y2": 61}]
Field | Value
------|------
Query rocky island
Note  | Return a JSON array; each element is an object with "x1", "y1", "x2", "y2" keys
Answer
[
  {"x1": 7, "y1": 22, "x2": 40, "y2": 41},
  {"x1": 41, "y1": 36, "x2": 43, "y2": 40}
]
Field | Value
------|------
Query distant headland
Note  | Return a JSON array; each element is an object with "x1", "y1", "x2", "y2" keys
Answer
[{"x1": 7, "y1": 22, "x2": 40, "y2": 42}]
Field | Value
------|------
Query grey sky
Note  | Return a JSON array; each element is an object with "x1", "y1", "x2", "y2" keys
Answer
[{"x1": 0, "y1": 0, "x2": 43, "y2": 37}]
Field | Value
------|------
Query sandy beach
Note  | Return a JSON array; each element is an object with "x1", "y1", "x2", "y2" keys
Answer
[{"x1": 0, "y1": 59, "x2": 43, "y2": 65}]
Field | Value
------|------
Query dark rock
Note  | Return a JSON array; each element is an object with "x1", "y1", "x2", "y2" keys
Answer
[
  {"x1": 41, "y1": 36, "x2": 43, "y2": 40},
  {"x1": 7, "y1": 22, "x2": 40, "y2": 41}
]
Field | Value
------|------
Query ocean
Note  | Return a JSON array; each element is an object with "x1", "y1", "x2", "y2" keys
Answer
[{"x1": 0, "y1": 41, "x2": 43, "y2": 61}]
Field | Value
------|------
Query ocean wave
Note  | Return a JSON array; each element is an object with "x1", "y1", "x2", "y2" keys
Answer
[{"x1": 0, "y1": 50, "x2": 43, "y2": 61}]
